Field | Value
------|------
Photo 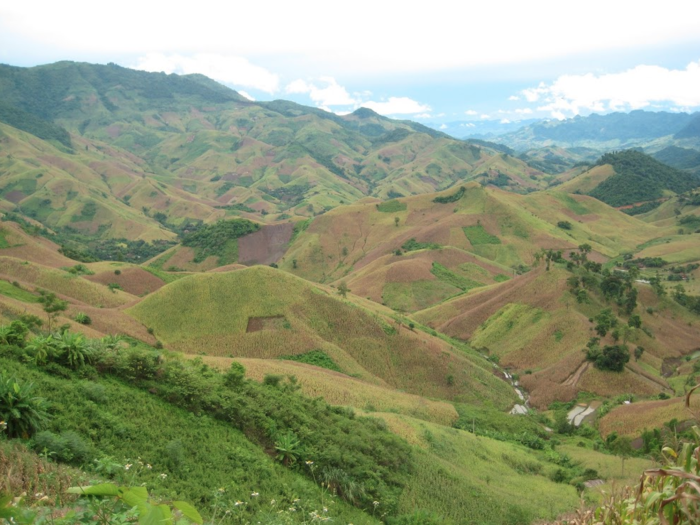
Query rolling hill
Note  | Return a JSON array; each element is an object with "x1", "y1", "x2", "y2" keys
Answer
[{"x1": 0, "y1": 61, "x2": 549, "y2": 244}]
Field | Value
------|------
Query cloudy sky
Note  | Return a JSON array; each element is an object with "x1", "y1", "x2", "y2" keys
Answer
[{"x1": 1, "y1": 0, "x2": 699, "y2": 130}]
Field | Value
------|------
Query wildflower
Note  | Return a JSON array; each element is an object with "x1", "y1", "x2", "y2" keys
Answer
[
  {"x1": 270, "y1": 499, "x2": 276, "y2": 505},
  {"x1": 0, "y1": 420, "x2": 7, "y2": 431},
  {"x1": 373, "y1": 501, "x2": 380, "y2": 507},
  {"x1": 323, "y1": 507, "x2": 327, "y2": 513},
  {"x1": 305, "y1": 460, "x2": 314, "y2": 465},
  {"x1": 218, "y1": 488, "x2": 226, "y2": 493},
  {"x1": 235, "y1": 501, "x2": 244, "y2": 506},
  {"x1": 159, "y1": 473, "x2": 167, "y2": 479},
  {"x1": 251, "y1": 491, "x2": 259, "y2": 497},
  {"x1": 124, "y1": 463, "x2": 132, "y2": 471},
  {"x1": 34, "y1": 493, "x2": 44, "y2": 499},
  {"x1": 293, "y1": 498, "x2": 300, "y2": 503},
  {"x1": 146, "y1": 464, "x2": 152, "y2": 470}
]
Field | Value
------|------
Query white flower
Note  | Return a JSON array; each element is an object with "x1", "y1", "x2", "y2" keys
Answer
[
  {"x1": 251, "y1": 491, "x2": 259, "y2": 497},
  {"x1": 124, "y1": 464, "x2": 132, "y2": 470},
  {"x1": 235, "y1": 501, "x2": 244, "y2": 506},
  {"x1": 159, "y1": 473, "x2": 167, "y2": 479},
  {"x1": 146, "y1": 464, "x2": 152, "y2": 470}
]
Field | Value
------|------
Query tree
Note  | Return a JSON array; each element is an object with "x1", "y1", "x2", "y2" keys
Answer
[
  {"x1": 37, "y1": 290, "x2": 67, "y2": 332},
  {"x1": 593, "y1": 308, "x2": 618, "y2": 337},
  {"x1": 394, "y1": 216, "x2": 400, "y2": 227},
  {"x1": 337, "y1": 281, "x2": 349, "y2": 298},
  {"x1": 594, "y1": 344, "x2": 630, "y2": 372}
]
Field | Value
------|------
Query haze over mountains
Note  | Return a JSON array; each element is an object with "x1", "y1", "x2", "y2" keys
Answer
[{"x1": 1, "y1": 61, "x2": 700, "y2": 524}]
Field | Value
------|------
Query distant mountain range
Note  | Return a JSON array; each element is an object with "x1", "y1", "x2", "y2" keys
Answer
[
  {"x1": 490, "y1": 110, "x2": 700, "y2": 151},
  {"x1": 0, "y1": 61, "x2": 548, "y2": 240}
]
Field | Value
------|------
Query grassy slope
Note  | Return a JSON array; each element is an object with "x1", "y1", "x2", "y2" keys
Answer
[
  {"x1": 414, "y1": 266, "x2": 700, "y2": 408},
  {"x1": 0, "y1": 357, "x2": 378, "y2": 525},
  {"x1": 281, "y1": 183, "x2": 659, "y2": 310},
  {"x1": 127, "y1": 265, "x2": 515, "y2": 407}
]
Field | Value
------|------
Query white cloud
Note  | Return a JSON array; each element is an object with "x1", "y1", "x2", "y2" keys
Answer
[
  {"x1": 515, "y1": 108, "x2": 533, "y2": 114},
  {"x1": 460, "y1": 123, "x2": 475, "y2": 128},
  {"x1": 480, "y1": 114, "x2": 490, "y2": 119},
  {"x1": 238, "y1": 90, "x2": 255, "y2": 101},
  {"x1": 439, "y1": 124, "x2": 448, "y2": 129},
  {"x1": 132, "y1": 53, "x2": 279, "y2": 93},
  {"x1": 285, "y1": 77, "x2": 356, "y2": 107},
  {"x1": 360, "y1": 97, "x2": 430, "y2": 115},
  {"x1": 508, "y1": 95, "x2": 520, "y2": 101},
  {"x1": 525, "y1": 61, "x2": 700, "y2": 118},
  {"x1": 464, "y1": 109, "x2": 478, "y2": 116},
  {"x1": 500, "y1": 118, "x2": 511, "y2": 124},
  {"x1": 3, "y1": 2, "x2": 698, "y2": 76},
  {"x1": 413, "y1": 113, "x2": 432, "y2": 119}
]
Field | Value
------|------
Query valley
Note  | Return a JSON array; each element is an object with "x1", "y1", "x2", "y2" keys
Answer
[{"x1": 1, "y1": 62, "x2": 700, "y2": 525}]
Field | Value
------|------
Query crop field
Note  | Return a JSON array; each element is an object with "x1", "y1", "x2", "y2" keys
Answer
[
  {"x1": 0, "y1": 279, "x2": 39, "y2": 302},
  {"x1": 635, "y1": 234, "x2": 700, "y2": 264},
  {"x1": 558, "y1": 443, "x2": 654, "y2": 487},
  {"x1": 0, "y1": 221, "x2": 76, "y2": 268},
  {"x1": 128, "y1": 266, "x2": 516, "y2": 406},
  {"x1": 598, "y1": 396, "x2": 699, "y2": 437},
  {"x1": 382, "y1": 280, "x2": 461, "y2": 312},
  {"x1": 85, "y1": 266, "x2": 166, "y2": 296},
  {"x1": 577, "y1": 367, "x2": 663, "y2": 398},
  {"x1": 0, "y1": 256, "x2": 134, "y2": 307},
  {"x1": 463, "y1": 224, "x2": 502, "y2": 245},
  {"x1": 198, "y1": 355, "x2": 458, "y2": 425},
  {"x1": 372, "y1": 413, "x2": 581, "y2": 524}
]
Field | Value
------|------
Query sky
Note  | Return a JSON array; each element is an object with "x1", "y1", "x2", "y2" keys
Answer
[{"x1": 1, "y1": 0, "x2": 700, "y2": 134}]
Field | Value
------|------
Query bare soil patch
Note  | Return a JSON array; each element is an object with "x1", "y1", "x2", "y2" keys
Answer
[
  {"x1": 246, "y1": 315, "x2": 287, "y2": 333},
  {"x1": 238, "y1": 223, "x2": 293, "y2": 265},
  {"x1": 85, "y1": 267, "x2": 165, "y2": 296}
]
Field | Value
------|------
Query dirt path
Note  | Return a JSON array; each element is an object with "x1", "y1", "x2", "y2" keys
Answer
[{"x1": 563, "y1": 361, "x2": 589, "y2": 387}]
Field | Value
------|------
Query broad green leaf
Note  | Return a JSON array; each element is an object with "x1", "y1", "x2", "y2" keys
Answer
[
  {"x1": 138, "y1": 504, "x2": 172, "y2": 525},
  {"x1": 122, "y1": 486, "x2": 149, "y2": 504},
  {"x1": 173, "y1": 501, "x2": 203, "y2": 524},
  {"x1": 67, "y1": 483, "x2": 121, "y2": 496}
]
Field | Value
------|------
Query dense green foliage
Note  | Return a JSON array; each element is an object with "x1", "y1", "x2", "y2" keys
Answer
[
  {"x1": 0, "y1": 324, "x2": 412, "y2": 520},
  {"x1": 430, "y1": 263, "x2": 482, "y2": 291},
  {"x1": 621, "y1": 200, "x2": 662, "y2": 215},
  {"x1": 652, "y1": 145, "x2": 700, "y2": 173},
  {"x1": 180, "y1": 219, "x2": 260, "y2": 263},
  {"x1": 0, "y1": 101, "x2": 72, "y2": 148},
  {"x1": 463, "y1": 224, "x2": 501, "y2": 245},
  {"x1": 0, "y1": 62, "x2": 244, "y2": 122},
  {"x1": 278, "y1": 349, "x2": 343, "y2": 373},
  {"x1": 589, "y1": 150, "x2": 700, "y2": 207},
  {"x1": 376, "y1": 200, "x2": 407, "y2": 213},
  {"x1": 432, "y1": 186, "x2": 465, "y2": 204},
  {"x1": 400, "y1": 238, "x2": 440, "y2": 252}
]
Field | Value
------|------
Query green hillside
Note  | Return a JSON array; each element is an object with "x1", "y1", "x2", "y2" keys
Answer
[
  {"x1": 127, "y1": 265, "x2": 514, "y2": 406},
  {"x1": 0, "y1": 61, "x2": 547, "y2": 239},
  {"x1": 588, "y1": 150, "x2": 699, "y2": 206}
]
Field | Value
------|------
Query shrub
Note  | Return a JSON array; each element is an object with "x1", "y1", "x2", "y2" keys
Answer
[
  {"x1": 74, "y1": 312, "x2": 92, "y2": 325},
  {"x1": 32, "y1": 430, "x2": 92, "y2": 465},
  {"x1": 0, "y1": 373, "x2": 51, "y2": 438},
  {"x1": 557, "y1": 220, "x2": 573, "y2": 230}
]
